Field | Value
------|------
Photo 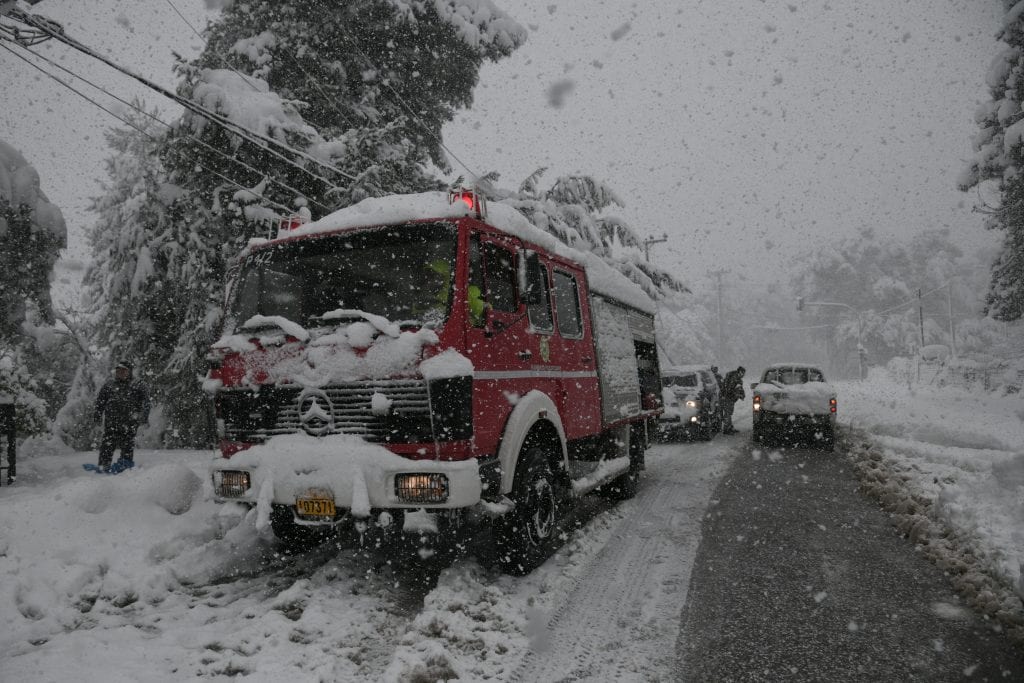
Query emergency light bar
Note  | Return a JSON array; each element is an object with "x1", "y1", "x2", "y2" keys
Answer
[
  {"x1": 449, "y1": 188, "x2": 486, "y2": 219},
  {"x1": 275, "y1": 206, "x2": 312, "y2": 238}
]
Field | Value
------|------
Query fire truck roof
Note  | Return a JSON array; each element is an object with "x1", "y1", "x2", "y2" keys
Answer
[{"x1": 251, "y1": 192, "x2": 657, "y2": 315}]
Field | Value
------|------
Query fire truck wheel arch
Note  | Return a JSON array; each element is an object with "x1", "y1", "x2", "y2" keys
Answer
[{"x1": 495, "y1": 390, "x2": 568, "y2": 496}]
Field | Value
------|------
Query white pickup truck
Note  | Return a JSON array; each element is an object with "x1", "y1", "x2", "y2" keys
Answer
[{"x1": 750, "y1": 363, "x2": 837, "y2": 450}]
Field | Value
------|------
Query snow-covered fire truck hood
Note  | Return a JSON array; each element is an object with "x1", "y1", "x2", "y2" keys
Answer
[
  {"x1": 206, "y1": 313, "x2": 472, "y2": 391},
  {"x1": 755, "y1": 380, "x2": 836, "y2": 415},
  {"x1": 245, "y1": 191, "x2": 656, "y2": 315}
]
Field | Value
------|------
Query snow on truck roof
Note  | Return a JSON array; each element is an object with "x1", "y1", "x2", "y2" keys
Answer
[{"x1": 257, "y1": 192, "x2": 656, "y2": 315}]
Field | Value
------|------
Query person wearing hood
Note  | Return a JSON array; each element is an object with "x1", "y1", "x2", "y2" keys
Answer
[
  {"x1": 93, "y1": 360, "x2": 150, "y2": 472},
  {"x1": 720, "y1": 366, "x2": 746, "y2": 434}
]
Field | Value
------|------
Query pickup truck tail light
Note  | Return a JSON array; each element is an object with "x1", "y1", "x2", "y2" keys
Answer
[
  {"x1": 752, "y1": 395, "x2": 761, "y2": 412},
  {"x1": 829, "y1": 398, "x2": 837, "y2": 413}
]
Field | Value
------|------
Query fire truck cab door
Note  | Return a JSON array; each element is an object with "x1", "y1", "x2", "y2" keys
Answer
[{"x1": 465, "y1": 234, "x2": 558, "y2": 456}]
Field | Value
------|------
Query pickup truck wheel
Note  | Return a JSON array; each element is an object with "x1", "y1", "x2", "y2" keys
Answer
[
  {"x1": 496, "y1": 448, "x2": 558, "y2": 575},
  {"x1": 820, "y1": 426, "x2": 836, "y2": 452},
  {"x1": 270, "y1": 504, "x2": 334, "y2": 551}
]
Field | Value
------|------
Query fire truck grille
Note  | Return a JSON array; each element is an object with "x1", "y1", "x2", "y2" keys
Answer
[{"x1": 218, "y1": 380, "x2": 434, "y2": 444}]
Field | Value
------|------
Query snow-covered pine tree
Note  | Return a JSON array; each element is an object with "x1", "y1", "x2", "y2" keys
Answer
[
  {"x1": 959, "y1": 3, "x2": 1024, "y2": 321},
  {"x1": 479, "y1": 169, "x2": 689, "y2": 300},
  {"x1": 0, "y1": 140, "x2": 69, "y2": 436},
  {"x1": 85, "y1": 1, "x2": 526, "y2": 446}
]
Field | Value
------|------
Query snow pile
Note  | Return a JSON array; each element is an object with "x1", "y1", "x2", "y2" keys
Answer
[
  {"x1": 384, "y1": 563, "x2": 527, "y2": 682},
  {"x1": 836, "y1": 368, "x2": 1024, "y2": 643},
  {"x1": 0, "y1": 453, "x2": 263, "y2": 665},
  {"x1": 0, "y1": 140, "x2": 67, "y2": 242},
  {"x1": 212, "y1": 317, "x2": 445, "y2": 385},
  {"x1": 188, "y1": 69, "x2": 318, "y2": 145}
]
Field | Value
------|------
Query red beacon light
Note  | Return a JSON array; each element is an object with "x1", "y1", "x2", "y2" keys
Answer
[
  {"x1": 276, "y1": 206, "x2": 312, "y2": 237},
  {"x1": 448, "y1": 188, "x2": 486, "y2": 219}
]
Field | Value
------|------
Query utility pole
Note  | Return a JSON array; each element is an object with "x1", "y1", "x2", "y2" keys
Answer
[
  {"x1": 917, "y1": 288, "x2": 925, "y2": 347},
  {"x1": 642, "y1": 233, "x2": 668, "y2": 262},
  {"x1": 946, "y1": 281, "x2": 956, "y2": 356},
  {"x1": 711, "y1": 269, "x2": 726, "y2": 366}
]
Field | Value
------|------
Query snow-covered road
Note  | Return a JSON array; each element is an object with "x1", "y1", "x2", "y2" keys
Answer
[{"x1": 0, "y1": 441, "x2": 732, "y2": 681}]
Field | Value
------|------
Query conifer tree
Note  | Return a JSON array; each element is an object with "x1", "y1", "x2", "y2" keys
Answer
[
  {"x1": 0, "y1": 140, "x2": 68, "y2": 436},
  {"x1": 959, "y1": 3, "x2": 1024, "y2": 321}
]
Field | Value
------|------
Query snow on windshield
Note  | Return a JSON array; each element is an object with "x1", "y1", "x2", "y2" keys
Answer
[{"x1": 226, "y1": 222, "x2": 457, "y2": 333}]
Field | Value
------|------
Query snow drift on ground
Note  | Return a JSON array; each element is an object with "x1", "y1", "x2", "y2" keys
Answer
[{"x1": 834, "y1": 366, "x2": 1024, "y2": 642}]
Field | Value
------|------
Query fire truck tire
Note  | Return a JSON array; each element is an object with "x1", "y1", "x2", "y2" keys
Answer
[
  {"x1": 496, "y1": 447, "x2": 559, "y2": 576},
  {"x1": 270, "y1": 504, "x2": 334, "y2": 550}
]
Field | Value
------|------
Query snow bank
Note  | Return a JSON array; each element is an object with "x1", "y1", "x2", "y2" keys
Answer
[{"x1": 837, "y1": 368, "x2": 1024, "y2": 644}]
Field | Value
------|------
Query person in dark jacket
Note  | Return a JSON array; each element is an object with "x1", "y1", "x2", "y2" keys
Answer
[
  {"x1": 0, "y1": 393, "x2": 15, "y2": 485},
  {"x1": 720, "y1": 366, "x2": 746, "y2": 434},
  {"x1": 94, "y1": 360, "x2": 150, "y2": 471}
]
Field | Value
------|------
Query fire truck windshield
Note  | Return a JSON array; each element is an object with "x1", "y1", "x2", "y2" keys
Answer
[{"x1": 226, "y1": 222, "x2": 458, "y2": 332}]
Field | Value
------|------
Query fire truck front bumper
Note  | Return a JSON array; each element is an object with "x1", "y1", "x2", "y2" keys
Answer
[{"x1": 210, "y1": 434, "x2": 482, "y2": 514}]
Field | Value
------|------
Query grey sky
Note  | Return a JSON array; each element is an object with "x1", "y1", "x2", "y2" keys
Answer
[{"x1": 0, "y1": 0, "x2": 1006, "y2": 305}]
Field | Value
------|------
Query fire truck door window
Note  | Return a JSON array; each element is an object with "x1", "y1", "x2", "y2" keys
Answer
[
  {"x1": 468, "y1": 235, "x2": 485, "y2": 327},
  {"x1": 552, "y1": 271, "x2": 583, "y2": 338},
  {"x1": 482, "y1": 242, "x2": 517, "y2": 312},
  {"x1": 526, "y1": 262, "x2": 554, "y2": 332}
]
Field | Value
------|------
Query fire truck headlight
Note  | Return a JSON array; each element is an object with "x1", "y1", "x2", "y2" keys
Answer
[
  {"x1": 213, "y1": 470, "x2": 250, "y2": 498},
  {"x1": 395, "y1": 473, "x2": 449, "y2": 503}
]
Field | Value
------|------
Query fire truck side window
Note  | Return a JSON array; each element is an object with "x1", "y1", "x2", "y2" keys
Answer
[
  {"x1": 552, "y1": 271, "x2": 583, "y2": 338},
  {"x1": 468, "y1": 235, "x2": 485, "y2": 326},
  {"x1": 483, "y1": 242, "x2": 517, "y2": 312},
  {"x1": 527, "y1": 261, "x2": 554, "y2": 332}
]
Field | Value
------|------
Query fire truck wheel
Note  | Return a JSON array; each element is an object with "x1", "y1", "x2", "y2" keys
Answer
[
  {"x1": 496, "y1": 448, "x2": 558, "y2": 576},
  {"x1": 270, "y1": 504, "x2": 334, "y2": 551}
]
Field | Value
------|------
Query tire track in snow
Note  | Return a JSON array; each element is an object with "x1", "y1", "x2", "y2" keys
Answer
[{"x1": 509, "y1": 443, "x2": 732, "y2": 682}]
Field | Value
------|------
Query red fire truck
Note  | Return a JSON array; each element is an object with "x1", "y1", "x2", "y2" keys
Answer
[{"x1": 206, "y1": 189, "x2": 662, "y2": 574}]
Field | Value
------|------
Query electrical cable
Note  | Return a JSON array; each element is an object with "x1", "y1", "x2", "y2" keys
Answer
[
  {"x1": 160, "y1": 0, "x2": 360, "y2": 158},
  {"x1": 9, "y1": 7, "x2": 358, "y2": 188},
  {"x1": 0, "y1": 43, "x2": 293, "y2": 214},
  {"x1": 162, "y1": 0, "x2": 264, "y2": 94},
  {"x1": 7, "y1": 39, "x2": 332, "y2": 214}
]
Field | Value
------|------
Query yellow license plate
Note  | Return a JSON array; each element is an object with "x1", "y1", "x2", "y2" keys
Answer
[{"x1": 296, "y1": 498, "x2": 336, "y2": 517}]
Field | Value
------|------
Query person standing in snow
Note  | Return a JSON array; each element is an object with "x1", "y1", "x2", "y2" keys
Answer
[
  {"x1": 0, "y1": 393, "x2": 15, "y2": 485},
  {"x1": 94, "y1": 360, "x2": 150, "y2": 472},
  {"x1": 720, "y1": 366, "x2": 746, "y2": 434}
]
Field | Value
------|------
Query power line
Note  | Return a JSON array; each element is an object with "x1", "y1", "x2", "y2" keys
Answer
[
  {"x1": 161, "y1": 0, "x2": 263, "y2": 95},
  {"x1": 161, "y1": 0, "x2": 359, "y2": 135},
  {"x1": 6, "y1": 39, "x2": 332, "y2": 214},
  {"x1": 0, "y1": 42, "x2": 293, "y2": 215},
  {"x1": 6, "y1": 7, "x2": 359, "y2": 189}
]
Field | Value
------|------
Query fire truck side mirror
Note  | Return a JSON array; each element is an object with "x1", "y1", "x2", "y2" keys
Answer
[{"x1": 518, "y1": 250, "x2": 543, "y2": 305}]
